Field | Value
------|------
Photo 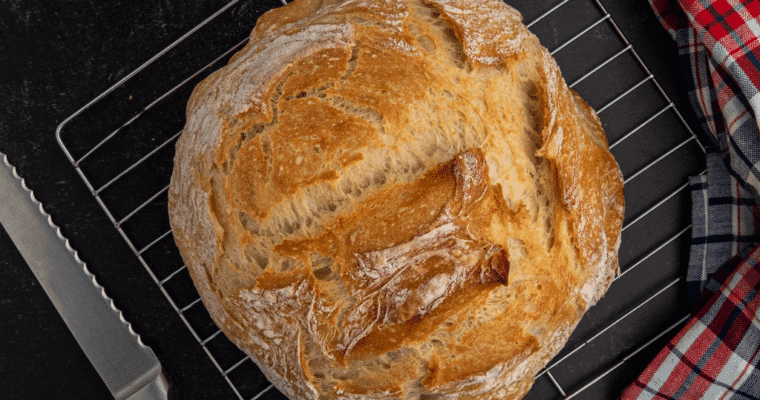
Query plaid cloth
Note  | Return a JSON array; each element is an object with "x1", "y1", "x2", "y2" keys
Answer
[
  {"x1": 688, "y1": 148, "x2": 760, "y2": 306},
  {"x1": 622, "y1": 246, "x2": 760, "y2": 399},
  {"x1": 621, "y1": 0, "x2": 760, "y2": 398}
]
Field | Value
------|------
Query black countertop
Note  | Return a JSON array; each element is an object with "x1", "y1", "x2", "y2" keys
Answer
[{"x1": 0, "y1": 1, "x2": 703, "y2": 399}]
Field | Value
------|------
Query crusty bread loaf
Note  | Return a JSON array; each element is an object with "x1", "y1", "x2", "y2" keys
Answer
[{"x1": 168, "y1": 0, "x2": 625, "y2": 398}]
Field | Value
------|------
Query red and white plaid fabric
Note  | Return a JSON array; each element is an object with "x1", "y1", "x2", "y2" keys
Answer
[
  {"x1": 622, "y1": 246, "x2": 760, "y2": 399},
  {"x1": 621, "y1": 0, "x2": 760, "y2": 398}
]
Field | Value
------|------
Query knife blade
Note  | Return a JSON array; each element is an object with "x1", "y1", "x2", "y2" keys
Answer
[{"x1": 0, "y1": 153, "x2": 169, "y2": 400}]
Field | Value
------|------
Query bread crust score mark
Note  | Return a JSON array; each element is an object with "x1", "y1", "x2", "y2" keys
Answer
[{"x1": 168, "y1": 0, "x2": 624, "y2": 399}]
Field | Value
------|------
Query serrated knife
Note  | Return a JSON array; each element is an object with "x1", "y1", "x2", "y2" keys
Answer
[{"x1": 0, "y1": 153, "x2": 169, "y2": 400}]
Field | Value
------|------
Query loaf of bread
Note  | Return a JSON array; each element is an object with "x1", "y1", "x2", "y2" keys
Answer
[{"x1": 168, "y1": 0, "x2": 625, "y2": 398}]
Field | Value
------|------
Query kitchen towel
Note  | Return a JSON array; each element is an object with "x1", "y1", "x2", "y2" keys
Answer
[{"x1": 621, "y1": 0, "x2": 760, "y2": 398}]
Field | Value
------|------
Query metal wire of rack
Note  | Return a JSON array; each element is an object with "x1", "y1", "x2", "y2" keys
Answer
[{"x1": 55, "y1": 0, "x2": 707, "y2": 399}]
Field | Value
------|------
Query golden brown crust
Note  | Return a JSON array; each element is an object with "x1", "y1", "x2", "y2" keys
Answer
[{"x1": 168, "y1": 0, "x2": 624, "y2": 399}]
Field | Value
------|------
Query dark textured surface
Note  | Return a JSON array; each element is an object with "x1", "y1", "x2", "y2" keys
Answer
[{"x1": 0, "y1": 1, "x2": 705, "y2": 399}]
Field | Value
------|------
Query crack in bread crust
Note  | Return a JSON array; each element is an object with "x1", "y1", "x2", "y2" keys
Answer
[{"x1": 168, "y1": 0, "x2": 624, "y2": 399}]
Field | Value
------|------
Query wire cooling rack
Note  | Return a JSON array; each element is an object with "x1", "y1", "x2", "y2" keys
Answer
[{"x1": 55, "y1": 0, "x2": 707, "y2": 398}]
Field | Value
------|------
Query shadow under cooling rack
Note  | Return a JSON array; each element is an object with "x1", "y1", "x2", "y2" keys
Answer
[{"x1": 55, "y1": 0, "x2": 707, "y2": 399}]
